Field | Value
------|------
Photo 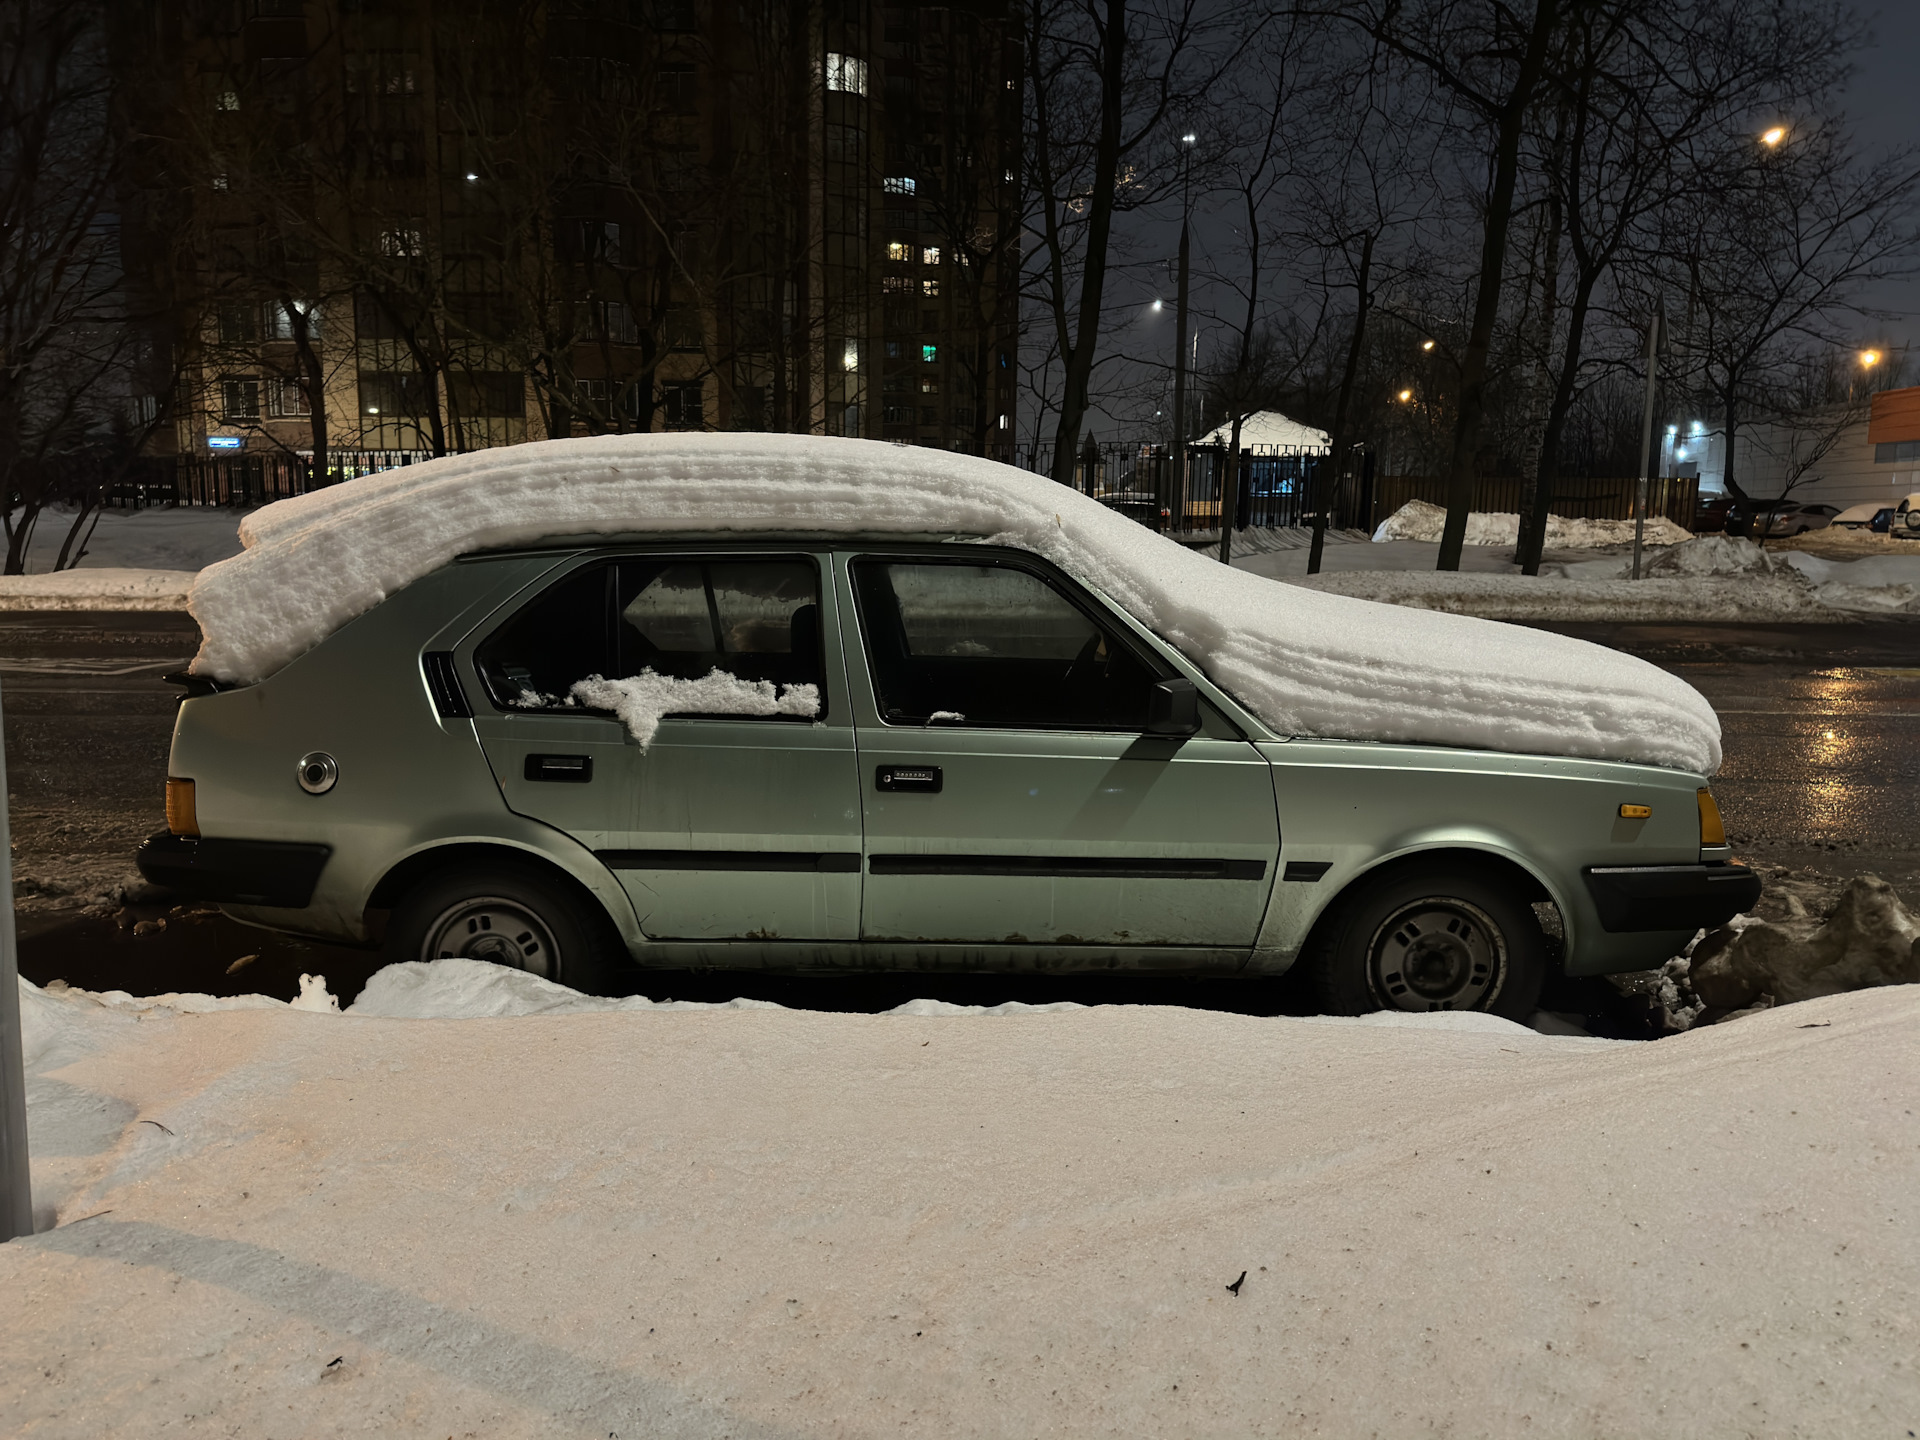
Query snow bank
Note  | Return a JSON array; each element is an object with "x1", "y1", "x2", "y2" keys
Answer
[
  {"x1": 7, "y1": 974, "x2": 1915, "y2": 1437},
  {"x1": 0, "y1": 566, "x2": 194, "y2": 610},
  {"x1": 190, "y1": 435, "x2": 1721, "y2": 774},
  {"x1": 1373, "y1": 498, "x2": 1692, "y2": 548},
  {"x1": 347, "y1": 957, "x2": 787, "y2": 1017},
  {"x1": 570, "y1": 670, "x2": 820, "y2": 748},
  {"x1": 1290, "y1": 567, "x2": 1844, "y2": 623}
]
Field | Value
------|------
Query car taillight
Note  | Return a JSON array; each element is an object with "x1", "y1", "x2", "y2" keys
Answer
[
  {"x1": 1697, "y1": 787, "x2": 1726, "y2": 848},
  {"x1": 166, "y1": 777, "x2": 199, "y2": 837}
]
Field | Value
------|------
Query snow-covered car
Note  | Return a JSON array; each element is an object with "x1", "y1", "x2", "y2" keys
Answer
[
  {"x1": 1895, "y1": 492, "x2": 1920, "y2": 540},
  {"x1": 1760, "y1": 502, "x2": 1841, "y2": 536},
  {"x1": 1832, "y1": 503, "x2": 1894, "y2": 532},
  {"x1": 137, "y1": 436, "x2": 1757, "y2": 1019}
]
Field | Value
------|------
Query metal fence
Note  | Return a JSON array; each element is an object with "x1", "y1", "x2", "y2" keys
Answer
[
  {"x1": 106, "y1": 450, "x2": 442, "y2": 509},
  {"x1": 1369, "y1": 473, "x2": 1702, "y2": 534},
  {"x1": 1015, "y1": 443, "x2": 1329, "y2": 534}
]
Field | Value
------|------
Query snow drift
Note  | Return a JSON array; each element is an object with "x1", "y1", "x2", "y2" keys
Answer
[
  {"x1": 1373, "y1": 497, "x2": 1693, "y2": 548},
  {"x1": 8, "y1": 972, "x2": 1916, "y2": 1437},
  {"x1": 189, "y1": 434, "x2": 1720, "y2": 773}
]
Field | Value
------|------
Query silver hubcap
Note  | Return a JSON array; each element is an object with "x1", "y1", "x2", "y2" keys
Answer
[
  {"x1": 420, "y1": 896, "x2": 558, "y2": 979},
  {"x1": 1366, "y1": 897, "x2": 1505, "y2": 1011}
]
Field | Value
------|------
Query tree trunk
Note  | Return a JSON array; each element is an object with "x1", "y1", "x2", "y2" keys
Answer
[
  {"x1": 1047, "y1": 0, "x2": 1128, "y2": 486},
  {"x1": 1218, "y1": 413, "x2": 1245, "y2": 564},
  {"x1": 1435, "y1": 0, "x2": 1563, "y2": 571},
  {"x1": 1310, "y1": 230, "x2": 1375, "y2": 575},
  {"x1": 1517, "y1": 268, "x2": 1599, "y2": 574}
]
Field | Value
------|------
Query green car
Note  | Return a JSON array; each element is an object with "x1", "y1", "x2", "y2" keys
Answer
[{"x1": 140, "y1": 533, "x2": 1758, "y2": 1019}]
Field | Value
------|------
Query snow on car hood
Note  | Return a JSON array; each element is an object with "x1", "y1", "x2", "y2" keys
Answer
[{"x1": 188, "y1": 434, "x2": 1721, "y2": 773}]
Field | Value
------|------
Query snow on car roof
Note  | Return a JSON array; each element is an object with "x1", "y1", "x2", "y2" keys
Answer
[{"x1": 189, "y1": 434, "x2": 1721, "y2": 773}]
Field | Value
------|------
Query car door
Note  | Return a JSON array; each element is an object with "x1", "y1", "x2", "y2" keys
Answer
[
  {"x1": 465, "y1": 551, "x2": 862, "y2": 945},
  {"x1": 837, "y1": 549, "x2": 1278, "y2": 959}
]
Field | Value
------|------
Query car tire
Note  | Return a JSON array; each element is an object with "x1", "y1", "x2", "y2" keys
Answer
[
  {"x1": 1300, "y1": 862, "x2": 1547, "y2": 1021},
  {"x1": 385, "y1": 861, "x2": 625, "y2": 995}
]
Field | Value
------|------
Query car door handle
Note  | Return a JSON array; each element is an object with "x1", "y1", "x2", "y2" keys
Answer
[
  {"x1": 525, "y1": 753, "x2": 593, "y2": 783},
  {"x1": 876, "y1": 765, "x2": 942, "y2": 793}
]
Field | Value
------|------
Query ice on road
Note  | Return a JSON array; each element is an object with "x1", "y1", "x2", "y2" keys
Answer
[{"x1": 5, "y1": 970, "x2": 1915, "y2": 1437}]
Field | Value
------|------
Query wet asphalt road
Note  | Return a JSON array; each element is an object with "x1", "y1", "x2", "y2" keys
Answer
[{"x1": 4, "y1": 611, "x2": 1916, "y2": 1008}]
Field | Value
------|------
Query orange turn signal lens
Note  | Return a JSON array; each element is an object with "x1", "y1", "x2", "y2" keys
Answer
[
  {"x1": 1697, "y1": 787, "x2": 1726, "y2": 847},
  {"x1": 1618, "y1": 803, "x2": 1652, "y2": 819},
  {"x1": 165, "y1": 777, "x2": 199, "y2": 837}
]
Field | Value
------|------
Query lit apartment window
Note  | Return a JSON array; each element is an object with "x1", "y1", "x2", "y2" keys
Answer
[
  {"x1": 921, "y1": 344, "x2": 938, "y2": 363},
  {"x1": 922, "y1": 279, "x2": 939, "y2": 297},
  {"x1": 921, "y1": 246, "x2": 940, "y2": 265},
  {"x1": 886, "y1": 241, "x2": 913, "y2": 262},
  {"x1": 267, "y1": 299, "x2": 322, "y2": 341},
  {"x1": 824, "y1": 53, "x2": 868, "y2": 96},
  {"x1": 883, "y1": 176, "x2": 915, "y2": 195},
  {"x1": 842, "y1": 341, "x2": 860, "y2": 372}
]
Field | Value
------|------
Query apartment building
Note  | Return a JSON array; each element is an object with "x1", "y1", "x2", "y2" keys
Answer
[{"x1": 128, "y1": 0, "x2": 1019, "y2": 473}]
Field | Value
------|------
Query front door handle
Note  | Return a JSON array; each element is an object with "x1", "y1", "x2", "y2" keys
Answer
[
  {"x1": 525, "y1": 753, "x2": 593, "y2": 783},
  {"x1": 876, "y1": 765, "x2": 942, "y2": 794}
]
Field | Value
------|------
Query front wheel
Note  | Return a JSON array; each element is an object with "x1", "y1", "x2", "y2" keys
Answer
[
  {"x1": 1302, "y1": 863, "x2": 1547, "y2": 1021},
  {"x1": 385, "y1": 862, "x2": 623, "y2": 995}
]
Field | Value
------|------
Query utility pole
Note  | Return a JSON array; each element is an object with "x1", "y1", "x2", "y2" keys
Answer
[
  {"x1": 1170, "y1": 131, "x2": 1196, "y2": 528},
  {"x1": 1, "y1": 676, "x2": 33, "y2": 1242},
  {"x1": 1631, "y1": 310, "x2": 1661, "y2": 581}
]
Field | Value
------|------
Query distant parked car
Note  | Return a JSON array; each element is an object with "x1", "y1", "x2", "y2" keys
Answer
[
  {"x1": 1691, "y1": 495, "x2": 1731, "y2": 533},
  {"x1": 1762, "y1": 502, "x2": 1841, "y2": 537},
  {"x1": 1833, "y1": 503, "x2": 1894, "y2": 532},
  {"x1": 1896, "y1": 492, "x2": 1920, "y2": 540}
]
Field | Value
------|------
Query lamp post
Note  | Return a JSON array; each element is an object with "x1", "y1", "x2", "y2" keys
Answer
[
  {"x1": 1, "y1": 675, "x2": 32, "y2": 1242},
  {"x1": 1631, "y1": 310, "x2": 1661, "y2": 581},
  {"x1": 1170, "y1": 131, "x2": 1196, "y2": 529}
]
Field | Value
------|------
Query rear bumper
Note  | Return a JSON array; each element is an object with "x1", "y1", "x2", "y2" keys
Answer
[
  {"x1": 1582, "y1": 862, "x2": 1761, "y2": 934},
  {"x1": 136, "y1": 832, "x2": 333, "y2": 908}
]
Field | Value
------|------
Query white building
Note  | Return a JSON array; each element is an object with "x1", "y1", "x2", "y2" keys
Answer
[{"x1": 1666, "y1": 385, "x2": 1920, "y2": 507}]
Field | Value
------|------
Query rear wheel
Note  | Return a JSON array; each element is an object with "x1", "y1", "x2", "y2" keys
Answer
[
  {"x1": 385, "y1": 862, "x2": 623, "y2": 995},
  {"x1": 1302, "y1": 862, "x2": 1547, "y2": 1021}
]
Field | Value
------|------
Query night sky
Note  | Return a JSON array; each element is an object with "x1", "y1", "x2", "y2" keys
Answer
[{"x1": 1844, "y1": 3, "x2": 1920, "y2": 345}]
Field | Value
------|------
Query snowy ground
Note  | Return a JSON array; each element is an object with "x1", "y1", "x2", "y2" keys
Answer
[
  {"x1": 16, "y1": 506, "x2": 248, "y2": 573},
  {"x1": 5, "y1": 966, "x2": 1916, "y2": 1437}
]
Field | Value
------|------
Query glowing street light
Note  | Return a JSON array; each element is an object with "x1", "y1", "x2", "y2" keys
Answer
[
  {"x1": 1760, "y1": 125, "x2": 1787, "y2": 147},
  {"x1": 1421, "y1": 339, "x2": 1435, "y2": 352},
  {"x1": 1860, "y1": 348, "x2": 1882, "y2": 368},
  {"x1": 1397, "y1": 388, "x2": 1413, "y2": 403},
  {"x1": 1151, "y1": 299, "x2": 1164, "y2": 312}
]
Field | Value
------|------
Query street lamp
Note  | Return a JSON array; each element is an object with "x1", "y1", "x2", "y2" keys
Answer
[
  {"x1": 1760, "y1": 125, "x2": 1787, "y2": 147},
  {"x1": 1860, "y1": 349, "x2": 1882, "y2": 368},
  {"x1": 1421, "y1": 339, "x2": 1435, "y2": 352},
  {"x1": 1397, "y1": 388, "x2": 1413, "y2": 403}
]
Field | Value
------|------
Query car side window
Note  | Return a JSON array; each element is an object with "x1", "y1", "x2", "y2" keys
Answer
[
  {"x1": 616, "y1": 559, "x2": 822, "y2": 693},
  {"x1": 475, "y1": 563, "x2": 614, "y2": 707},
  {"x1": 475, "y1": 557, "x2": 824, "y2": 715},
  {"x1": 851, "y1": 558, "x2": 1158, "y2": 730}
]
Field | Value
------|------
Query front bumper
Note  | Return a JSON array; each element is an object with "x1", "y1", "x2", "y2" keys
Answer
[
  {"x1": 1582, "y1": 862, "x2": 1761, "y2": 934},
  {"x1": 136, "y1": 832, "x2": 333, "y2": 908}
]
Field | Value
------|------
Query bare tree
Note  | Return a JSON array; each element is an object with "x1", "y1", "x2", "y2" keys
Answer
[
  {"x1": 1665, "y1": 122, "x2": 1919, "y2": 514},
  {"x1": 1025, "y1": 0, "x2": 1236, "y2": 483}
]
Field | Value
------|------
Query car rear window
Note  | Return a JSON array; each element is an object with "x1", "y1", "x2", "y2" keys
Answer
[{"x1": 475, "y1": 557, "x2": 823, "y2": 713}]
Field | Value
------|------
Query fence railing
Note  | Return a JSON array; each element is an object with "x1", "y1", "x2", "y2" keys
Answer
[
  {"x1": 108, "y1": 445, "x2": 1701, "y2": 538},
  {"x1": 106, "y1": 450, "x2": 442, "y2": 509},
  {"x1": 1016, "y1": 443, "x2": 1328, "y2": 534},
  {"x1": 1018, "y1": 444, "x2": 1702, "y2": 536}
]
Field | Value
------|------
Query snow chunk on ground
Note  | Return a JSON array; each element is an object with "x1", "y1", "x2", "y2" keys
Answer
[
  {"x1": 1373, "y1": 498, "x2": 1691, "y2": 547},
  {"x1": 190, "y1": 434, "x2": 1722, "y2": 774},
  {"x1": 569, "y1": 670, "x2": 820, "y2": 748},
  {"x1": 348, "y1": 957, "x2": 786, "y2": 1017},
  {"x1": 0, "y1": 567, "x2": 195, "y2": 610},
  {"x1": 1688, "y1": 874, "x2": 1920, "y2": 1012},
  {"x1": 884, "y1": 996, "x2": 1087, "y2": 1016},
  {"x1": 7, "y1": 979, "x2": 1916, "y2": 1436}
]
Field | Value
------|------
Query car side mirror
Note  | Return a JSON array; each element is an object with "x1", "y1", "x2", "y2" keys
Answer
[{"x1": 1146, "y1": 677, "x2": 1200, "y2": 736}]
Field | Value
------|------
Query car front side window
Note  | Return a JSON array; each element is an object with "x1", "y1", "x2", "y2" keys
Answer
[{"x1": 850, "y1": 557, "x2": 1157, "y2": 730}]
